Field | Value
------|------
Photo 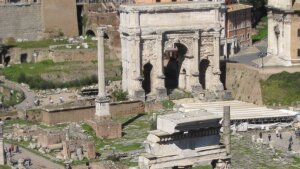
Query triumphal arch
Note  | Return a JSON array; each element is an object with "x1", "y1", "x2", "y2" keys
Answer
[{"x1": 119, "y1": 1, "x2": 226, "y2": 100}]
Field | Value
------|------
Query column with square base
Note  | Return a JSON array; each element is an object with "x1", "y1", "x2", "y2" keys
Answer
[{"x1": 88, "y1": 27, "x2": 121, "y2": 139}]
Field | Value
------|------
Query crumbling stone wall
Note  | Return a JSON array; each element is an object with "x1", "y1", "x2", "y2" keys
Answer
[
  {"x1": 85, "y1": 8, "x2": 121, "y2": 59},
  {"x1": 225, "y1": 63, "x2": 270, "y2": 105},
  {"x1": 10, "y1": 48, "x2": 97, "y2": 64},
  {"x1": 0, "y1": 4, "x2": 43, "y2": 40}
]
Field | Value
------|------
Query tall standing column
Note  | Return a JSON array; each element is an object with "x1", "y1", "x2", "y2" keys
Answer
[
  {"x1": 95, "y1": 27, "x2": 110, "y2": 118},
  {"x1": 155, "y1": 34, "x2": 167, "y2": 100},
  {"x1": 97, "y1": 27, "x2": 106, "y2": 98}
]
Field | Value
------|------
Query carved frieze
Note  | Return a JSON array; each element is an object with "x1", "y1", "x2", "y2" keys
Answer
[{"x1": 141, "y1": 40, "x2": 157, "y2": 64}]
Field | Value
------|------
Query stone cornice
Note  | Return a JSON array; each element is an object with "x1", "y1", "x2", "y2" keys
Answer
[
  {"x1": 119, "y1": 2, "x2": 223, "y2": 13},
  {"x1": 120, "y1": 24, "x2": 221, "y2": 36},
  {"x1": 266, "y1": 5, "x2": 295, "y2": 14}
]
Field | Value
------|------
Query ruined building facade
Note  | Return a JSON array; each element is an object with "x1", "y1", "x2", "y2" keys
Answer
[
  {"x1": 119, "y1": 1, "x2": 226, "y2": 100},
  {"x1": 0, "y1": 0, "x2": 78, "y2": 40},
  {"x1": 267, "y1": 0, "x2": 300, "y2": 66}
]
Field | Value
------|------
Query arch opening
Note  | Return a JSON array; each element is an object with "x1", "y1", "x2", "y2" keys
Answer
[
  {"x1": 164, "y1": 43, "x2": 187, "y2": 92},
  {"x1": 142, "y1": 62, "x2": 153, "y2": 94},
  {"x1": 86, "y1": 30, "x2": 96, "y2": 37},
  {"x1": 199, "y1": 59, "x2": 210, "y2": 89}
]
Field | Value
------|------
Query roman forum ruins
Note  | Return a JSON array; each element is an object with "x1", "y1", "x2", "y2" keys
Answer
[
  {"x1": 87, "y1": 27, "x2": 122, "y2": 139},
  {"x1": 119, "y1": 1, "x2": 226, "y2": 100},
  {"x1": 267, "y1": 0, "x2": 300, "y2": 66}
]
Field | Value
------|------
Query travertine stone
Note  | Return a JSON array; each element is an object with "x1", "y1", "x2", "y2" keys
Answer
[{"x1": 120, "y1": 2, "x2": 225, "y2": 100}]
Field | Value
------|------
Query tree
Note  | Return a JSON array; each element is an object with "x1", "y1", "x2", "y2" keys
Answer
[{"x1": 240, "y1": 0, "x2": 268, "y2": 26}]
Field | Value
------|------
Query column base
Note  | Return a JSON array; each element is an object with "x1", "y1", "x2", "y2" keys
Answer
[
  {"x1": 87, "y1": 117, "x2": 122, "y2": 139},
  {"x1": 156, "y1": 87, "x2": 167, "y2": 101},
  {"x1": 95, "y1": 96, "x2": 110, "y2": 117}
]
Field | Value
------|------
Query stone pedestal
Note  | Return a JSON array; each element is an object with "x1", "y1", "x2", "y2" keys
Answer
[
  {"x1": 95, "y1": 96, "x2": 110, "y2": 117},
  {"x1": 87, "y1": 117, "x2": 122, "y2": 139},
  {"x1": 134, "y1": 88, "x2": 146, "y2": 101},
  {"x1": 156, "y1": 87, "x2": 167, "y2": 101}
]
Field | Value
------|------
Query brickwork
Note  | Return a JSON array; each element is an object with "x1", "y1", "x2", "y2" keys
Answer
[
  {"x1": 87, "y1": 118, "x2": 122, "y2": 139},
  {"x1": 0, "y1": 4, "x2": 43, "y2": 40},
  {"x1": 42, "y1": 0, "x2": 78, "y2": 37},
  {"x1": 0, "y1": 0, "x2": 78, "y2": 40},
  {"x1": 10, "y1": 48, "x2": 97, "y2": 64},
  {"x1": 41, "y1": 100, "x2": 145, "y2": 125}
]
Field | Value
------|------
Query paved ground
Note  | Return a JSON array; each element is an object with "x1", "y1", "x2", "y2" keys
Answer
[
  {"x1": 7, "y1": 145, "x2": 64, "y2": 169},
  {"x1": 227, "y1": 39, "x2": 268, "y2": 66}
]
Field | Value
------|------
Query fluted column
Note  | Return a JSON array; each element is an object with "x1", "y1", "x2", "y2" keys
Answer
[
  {"x1": 213, "y1": 32, "x2": 221, "y2": 73},
  {"x1": 155, "y1": 34, "x2": 167, "y2": 100},
  {"x1": 212, "y1": 31, "x2": 224, "y2": 91},
  {"x1": 130, "y1": 35, "x2": 145, "y2": 101}
]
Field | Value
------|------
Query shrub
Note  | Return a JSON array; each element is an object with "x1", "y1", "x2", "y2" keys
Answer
[
  {"x1": 162, "y1": 100, "x2": 175, "y2": 110},
  {"x1": 112, "y1": 90, "x2": 128, "y2": 101}
]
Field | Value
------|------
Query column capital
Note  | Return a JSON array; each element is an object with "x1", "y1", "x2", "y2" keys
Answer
[{"x1": 96, "y1": 27, "x2": 107, "y2": 37}]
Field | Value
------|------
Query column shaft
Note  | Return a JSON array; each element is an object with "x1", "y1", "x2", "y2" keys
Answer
[
  {"x1": 97, "y1": 29, "x2": 106, "y2": 98},
  {"x1": 214, "y1": 33, "x2": 220, "y2": 72}
]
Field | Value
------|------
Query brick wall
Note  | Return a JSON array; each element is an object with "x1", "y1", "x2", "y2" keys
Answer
[
  {"x1": 42, "y1": 0, "x2": 78, "y2": 37},
  {"x1": 0, "y1": 4, "x2": 43, "y2": 40},
  {"x1": 41, "y1": 101, "x2": 145, "y2": 125}
]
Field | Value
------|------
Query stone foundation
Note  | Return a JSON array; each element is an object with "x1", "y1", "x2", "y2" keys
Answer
[{"x1": 87, "y1": 117, "x2": 122, "y2": 139}]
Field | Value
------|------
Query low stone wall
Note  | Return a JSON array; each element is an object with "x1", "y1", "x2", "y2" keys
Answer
[
  {"x1": 10, "y1": 48, "x2": 97, "y2": 64},
  {"x1": 41, "y1": 100, "x2": 145, "y2": 125}
]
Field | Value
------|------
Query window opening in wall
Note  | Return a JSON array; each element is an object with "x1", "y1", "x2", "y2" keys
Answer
[
  {"x1": 298, "y1": 29, "x2": 300, "y2": 37},
  {"x1": 298, "y1": 49, "x2": 300, "y2": 57},
  {"x1": 156, "y1": 0, "x2": 160, "y2": 2}
]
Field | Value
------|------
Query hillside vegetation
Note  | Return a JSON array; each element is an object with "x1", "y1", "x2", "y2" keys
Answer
[{"x1": 261, "y1": 71, "x2": 300, "y2": 106}]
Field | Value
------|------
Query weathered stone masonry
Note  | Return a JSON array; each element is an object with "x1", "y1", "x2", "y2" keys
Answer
[{"x1": 119, "y1": 2, "x2": 225, "y2": 100}]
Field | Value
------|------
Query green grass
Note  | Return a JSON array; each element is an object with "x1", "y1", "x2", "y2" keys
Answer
[
  {"x1": 252, "y1": 16, "x2": 268, "y2": 43},
  {"x1": 81, "y1": 114, "x2": 152, "y2": 153},
  {"x1": 0, "y1": 59, "x2": 121, "y2": 90},
  {"x1": 261, "y1": 71, "x2": 300, "y2": 106},
  {"x1": 5, "y1": 39, "x2": 68, "y2": 49},
  {"x1": 0, "y1": 85, "x2": 25, "y2": 107},
  {"x1": 0, "y1": 165, "x2": 10, "y2": 169}
]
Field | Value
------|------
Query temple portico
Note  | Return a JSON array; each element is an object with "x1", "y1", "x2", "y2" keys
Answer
[{"x1": 119, "y1": 2, "x2": 226, "y2": 101}]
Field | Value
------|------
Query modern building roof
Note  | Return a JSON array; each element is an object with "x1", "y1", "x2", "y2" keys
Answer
[{"x1": 177, "y1": 100, "x2": 298, "y2": 121}]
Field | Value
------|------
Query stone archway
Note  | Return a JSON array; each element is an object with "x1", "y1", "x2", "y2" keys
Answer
[
  {"x1": 164, "y1": 43, "x2": 187, "y2": 91},
  {"x1": 199, "y1": 59, "x2": 210, "y2": 89}
]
